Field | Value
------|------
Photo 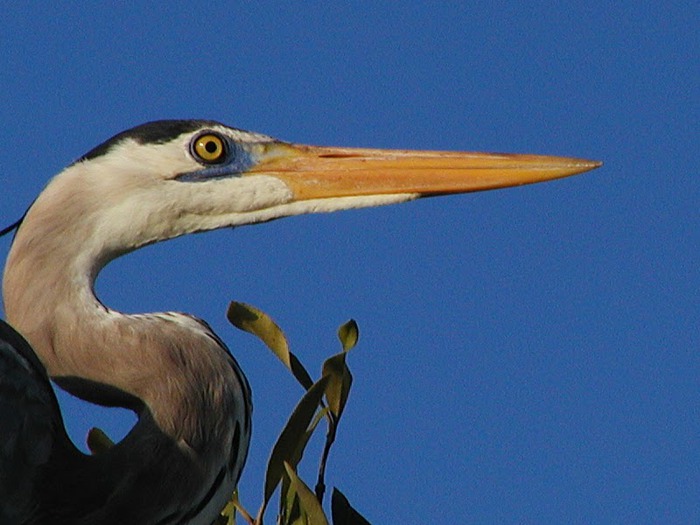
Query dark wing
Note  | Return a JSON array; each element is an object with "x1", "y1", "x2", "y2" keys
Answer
[{"x1": 0, "y1": 319, "x2": 61, "y2": 523}]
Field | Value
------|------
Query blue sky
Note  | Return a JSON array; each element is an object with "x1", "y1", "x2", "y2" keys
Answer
[{"x1": 1, "y1": 3, "x2": 697, "y2": 522}]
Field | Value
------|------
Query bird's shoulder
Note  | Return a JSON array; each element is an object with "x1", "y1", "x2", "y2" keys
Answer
[{"x1": 134, "y1": 311, "x2": 231, "y2": 352}]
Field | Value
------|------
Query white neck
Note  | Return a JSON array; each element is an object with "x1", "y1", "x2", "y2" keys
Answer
[{"x1": 2, "y1": 166, "x2": 252, "y2": 523}]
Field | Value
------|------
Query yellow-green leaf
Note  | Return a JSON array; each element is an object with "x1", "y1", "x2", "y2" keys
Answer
[
  {"x1": 322, "y1": 353, "x2": 353, "y2": 420},
  {"x1": 227, "y1": 301, "x2": 313, "y2": 389},
  {"x1": 280, "y1": 405, "x2": 328, "y2": 521},
  {"x1": 337, "y1": 319, "x2": 359, "y2": 352},
  {"x1": 213, "y1": 514, "x2": 229, "y2": 525},
  {"x1": 227, "y1": 302, "x2": 291, "y2": 366},
  {"x1": 261, "y1": 376, "x2": 330, "y2": 516},
  {"x1": 284, "y1": 463, "x2": 329, "y2": 525},
  {"x1": 281, "y1": 471, "x2": 302, "y2": 525},
  {"x1": 217, "y1": 499, "x2": 235, "y2": 525}
]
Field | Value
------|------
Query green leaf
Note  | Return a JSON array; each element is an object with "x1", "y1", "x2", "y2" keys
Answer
[
  {"x1": 218, "y1": 489, "x2": 252, "y2": 525},
  {"x1": 87, "y1": 427, "x2": 114, "y2": 455},
  {"x1": 216, "y1": 500, "x2": 234, "y2": 525},
  {"x1": 288, "y1": 353, "x2": 315, "y2": 391},
  {"x1": 331, "y1": 488, "x2": 372, "y2": 525},
  {"x1": 337, "y1": 320, "x2": 359, "y2": 352},
  {"x1": 280, "y1": 407, "x2": 329, "y2": 521},
  {"x1": 261, "y1": 376, "x2": 330, "y2": 517},
  {"x1": 227, "y1": 301, "x2": 290, "y2": 365},
  {"x1": 322, "y1": 353, "x2": 353, "y2": 420},
  {"x1": 284, "y1": 463, "x2": 329, "y2": 525},
  {"x1": 213, "y1": 514, "x2": 229, "y2": 525},
  {"x1": 227, "y1": 302, "x2": 314, "y2": 390},
  {"x1": 287, "y1": 405, "x2": 330, "y2": 471},
  {"x1": 281, "y1": 466, "x2": 306, "y2": 525}
]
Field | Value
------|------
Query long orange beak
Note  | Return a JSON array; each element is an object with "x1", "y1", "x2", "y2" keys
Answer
[{"x1": 249, "y1": 143, "x2": 601, "y2": 200}]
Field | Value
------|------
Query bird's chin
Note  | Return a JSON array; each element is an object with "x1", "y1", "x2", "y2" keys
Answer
[{"x1": 237, "y1": 193, "x2": 420, "y2": 225}]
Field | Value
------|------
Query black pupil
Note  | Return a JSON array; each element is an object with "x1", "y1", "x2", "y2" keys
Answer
[{"x1": 205, "y1": 140, "x2": 218, "y2": 153}]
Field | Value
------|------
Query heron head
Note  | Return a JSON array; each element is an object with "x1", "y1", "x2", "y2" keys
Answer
[{"x1": 16, "y1": 120, "x2": 601, "y2": 259}]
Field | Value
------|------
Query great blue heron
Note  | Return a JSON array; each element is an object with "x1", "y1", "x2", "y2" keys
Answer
[{"x1": 0, "y1": 120, "x2": 600, "y2": 524}]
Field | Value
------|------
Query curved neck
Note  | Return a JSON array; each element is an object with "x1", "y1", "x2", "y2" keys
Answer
[
  {"x1": 3, "y1": 192, "x2": 251, "y2": 441},
  {"x1": 4, "y1": 199, "x2": 127, "y2": 389},
  {"x1": 3, "y1": 190, "x2": 252, "y2": 522}
]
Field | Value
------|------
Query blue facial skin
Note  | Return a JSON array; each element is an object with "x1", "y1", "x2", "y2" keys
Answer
[{"x1": 176, "y1": 135, "x2": 258, "y2": 182}]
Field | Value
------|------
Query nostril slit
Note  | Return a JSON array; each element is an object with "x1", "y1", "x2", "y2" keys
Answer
[{"x1": 318, "y1": 153, "x2": 360, "y2": 159}]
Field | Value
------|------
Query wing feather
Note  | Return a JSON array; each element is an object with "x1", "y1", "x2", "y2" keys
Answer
[{"x1": 0, "y1": 319, "x2": 61, "y2": 523}]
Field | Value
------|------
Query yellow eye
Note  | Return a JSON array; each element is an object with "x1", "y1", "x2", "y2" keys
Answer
[{"x1": 192, "y1": 133, "x2": 226, "y2": 163}]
